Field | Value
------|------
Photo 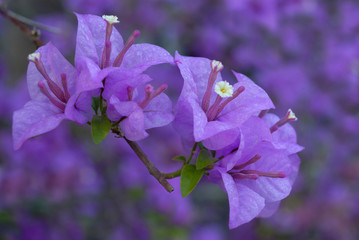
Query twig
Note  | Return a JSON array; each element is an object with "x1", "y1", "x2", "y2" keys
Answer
[
  {"x1": 163, "y1": 168, "x2": 183, "y2": 179},
  {"x1": 124, "y1": 138, "x2": 174, "y2": 192},
  {"x1": 6, "y1": 10, "x2": 60, "y2": 33},
  {"x1": 0, "y1": 7, "x2": 44, "y2": 48},
  {"x1": 111, "y1": 126, "x2": 174, "y2": 192}
]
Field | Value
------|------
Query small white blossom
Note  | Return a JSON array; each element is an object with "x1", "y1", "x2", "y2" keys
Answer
[
  {"x1": 102, "y1": 15, "x2": 120, "y2": 24},
  {"x1": 27, "y1": 52, "x2": 41, "y2": 62},
  {"x1": 215, "y1": 81, "x2": 234, "y2": 98},
  {"x1": 211, "y1": 60, "x2": 223, "y2": 72},
  {"x1": 287, "y1": 109, "x2": 297, "y2": 121}
]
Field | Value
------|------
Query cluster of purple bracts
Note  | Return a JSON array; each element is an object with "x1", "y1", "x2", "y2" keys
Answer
[{"x1": 12, "y1": 13, "x2": 302, "y2": 228}]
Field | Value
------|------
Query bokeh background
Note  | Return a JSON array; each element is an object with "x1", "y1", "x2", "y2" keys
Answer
[{"x1": 1, "y1": 0, "x2": 359, "y2": 239}]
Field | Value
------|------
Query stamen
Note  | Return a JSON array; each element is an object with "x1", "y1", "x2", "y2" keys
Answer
[
  {"x1": 127, "y1": 86, "x2": 134, "y2": 101},
  {"x1": 28, "y1": 52, "x2": 66, "y2": 103},
  {"x1": 28, "y1": 52, "x2": 41, "y2": 62},
  {"x1": 60, "y1": 74, "x2": 70, "y2": 101},
  {"x1": 258, "y1": 109, "x2": 268, "y2": 118},
  {"x1": 232, "y1": 154, "x2": 261, "y2": 170},
  {"x1": 102, "y1": 15, "x2": 120, "y2": 25},
  {"x1": 137, "y1": 84, "x2": 168, "y2": 109},
  {"x1": 38, "y1": 81, "x2": 65, "y2": 111},
  {"x1": 232, "y1": 172, "x2": 258, "y2": 180},
  {"x1": 113, "y1": 30, "x2": 141, "y2": 67},
  {"x1": 214, "y1": 86, "x2": 245, "y2": 119},
  {"x1": 150, "y1": 84, "x2": 168, "y2": 100},
  {"x1": 138, "y1": 84, "x2": 154, "y2": 109},
  {"x1": 211, "y1": 60, "x2": 224, "y2": 72},
  {"x1": 201, "y1": 60, "x2": 224, "y2": 112},
  {"x1": 101, "y1": 40, "x2": 112, "y2": 68},
  {"x1": 270, "y1": 109, "x2": 297, "y2": 133},
  {"x1": 240, "y1": 170, "x2": 286, "y2": 178},
  {"x1": 206, "y1": 95, "x2": 223, "y2": 121}
]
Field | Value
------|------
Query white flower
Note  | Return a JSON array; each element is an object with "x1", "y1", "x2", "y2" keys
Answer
[
  {"x1": 27, "y1": 52, "x2": 41, "y2": 62},
  {"x1": 211, "y1": 60, "x2": 223, "y2": 72},
  {"x1": 287, "y1": 109, "x2": 297, "y2": 121},
  {"x1": 102, "y1": 15, "x2": 120, "y2": 24},
  {"x1": 215, "y1": 81, "x2": 234, "y2": 98}
]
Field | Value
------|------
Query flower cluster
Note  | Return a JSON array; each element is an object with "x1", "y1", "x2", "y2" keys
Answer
[{"x1": 12, "y1": 13, "x2": 302, "y2": 228}]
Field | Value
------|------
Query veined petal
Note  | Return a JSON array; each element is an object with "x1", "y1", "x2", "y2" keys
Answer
[
  {"x1": 65, "y1": 92, "x2": 92, "y2": 124},
  {"x1": 107, "y1": 96, "x2": 139, "y2": 121},
  {"x1": 12, "y1": 101, "x2": 65, "y2": 150},
  {"x1": 175, "y1": 52, "x2": 223, "y2": 101},
  {"x1": 258, "y1": 201, "x2": 281, "y2": 218},
  {"x1": 121, "y1": 43, "x2": 174, "y2": 73},
  {"x1": 241, "y1": 143, "x2": 293, "y2": 202},
  {"x1": 143, "y1": 93, "x2": 174, "y2": 129},
  {"x1": 220, "y1": 171, "x2": 265, "y2": 229},
  {"x1": 263, "y1": 113, "x2": 304, "y2": 154},
  {"x1": 27, "y1": 42, "x2": 76, "y2": 101},
  {"x1": 120, "y1": 109, "x2": 148, "y2": 141},
  {"x1": 219, "y1": 72, "x2": 274, "y2": 117},
  {"x1": 75, "y1": 13, "x2": 124, "y2": 66},
  {"x1": 103, "y1": 70, "x2": 151, "y2": 101}
]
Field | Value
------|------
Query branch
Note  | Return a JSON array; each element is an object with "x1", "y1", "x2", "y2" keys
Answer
[
  {"x1": 124, "y1": 138, "x2": 174, "y2": 192},
  {"x1": 111, "y1": 126, "x2": 174, "y2": 192},
  {"x1": 0, "y1": 7, "x2": 44, "y2": 48},
  {"x1": 163, "y1": 168, "x2": 182, "y2": 179}
]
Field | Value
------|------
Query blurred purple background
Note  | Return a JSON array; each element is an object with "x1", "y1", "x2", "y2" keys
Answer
[{"x1": 1, "y1": 0, "x2": 359, "y2": 239}]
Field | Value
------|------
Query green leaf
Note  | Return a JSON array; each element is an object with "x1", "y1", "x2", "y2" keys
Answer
[
  {"x1": 180, "y1": 164, "x2": 204, "y2": 197},
  {"x1": 91, "y1": 97, "x2": 100, "y2": 114},
  {"x1": 198, "y1": 142, "x2": 206, "y2": 150},
  {"x1": 91, "y1": 115, "x2": 111, "y2": 144},
  {"x1": 172, "y1": 155, "x2": 186, "y2": 162},
  {"x1": 196, "y1": 149, "x2": 216, "y2": 170}
]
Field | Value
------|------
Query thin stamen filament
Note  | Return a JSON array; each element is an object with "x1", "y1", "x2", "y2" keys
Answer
[
  {"x1": 61, "y1": 73, "x2": 70, "y2": 101},
  {"x1": 232, "y1": 154, "x2": 261, "y2": 170},
  {"x1": 113, "y1": 30, "x2": 141, "y2": 67},
  {"x1": 34, "y1": 60, "x2": 66, "y2": 102},
  {"x1": 206, "y1": 95, "x2": 223, "y2": 121},
  {"x1": 38, "y1": 81, "x2": 66, "y2": 111}
]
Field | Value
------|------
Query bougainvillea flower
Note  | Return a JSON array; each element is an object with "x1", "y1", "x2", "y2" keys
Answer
[
  {"x1": 75, "y1": 13, "x2": 173, "y2": 76},
  {"x1": 74, "y1": 14, "x2": 175, "y2": 140},
  {"x1": 106, "y1": 78, "x2": 174, "y2": 141},
  {"x1": 12, "y1": 43, "x2": 103, "y2": 150},
  {"x1": 262, "y1": 110, "x2": 304, "y2": 154},
  {"x1": 211, "y1": 116, "x2": 300, "y2": 228},
  {"x1": 173, "y1": 52, "x2": 274, "y2": 150}
]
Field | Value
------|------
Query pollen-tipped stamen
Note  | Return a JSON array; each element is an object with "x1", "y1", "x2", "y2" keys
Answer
[
  {"x1": 28, "y1": 53, "x2": 66, "y2": 103},
  {"x1": 113, "y1": 30, "x2": 141, "y2": 67},
  {"x1": 201, "y1": 60, "x2": 224, "y2": 113},
  {"x1": 60, "y1": 73, "x2": 70, "y2": 101},
  {"x1": 138, "y1": 84, "x2": 167, "y2": 109},
  {"x1": 138, "y1": 84, "x2": 154, "y2": 109},
  {"x1": 38, "y1": 80, "x2": 66, "y2": 111},
  {"x1": 270, "y1": 109, "x2": 297, "y2": 133}
]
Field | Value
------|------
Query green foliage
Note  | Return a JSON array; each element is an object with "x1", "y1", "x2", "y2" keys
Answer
[
  {"x1": 91, "y1": 115, "x2": 111, "y2": 144},
  {"x1": 172, "y1": 155, "x2": 187, "y2": 162},
  {"x1": 91, "y1": 97, "x2": 101, "y2": 114},
  {"x1": 180, "y1": 164, "x2": 204, "y2": 197},
  {"x1": 196, "y1": 149, "x2": 216, "y2": 170}
]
